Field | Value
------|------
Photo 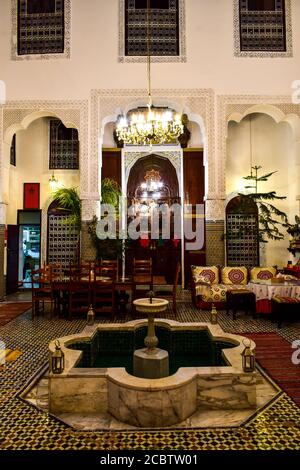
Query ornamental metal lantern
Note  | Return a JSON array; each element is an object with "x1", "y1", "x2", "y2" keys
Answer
[
  {"x1": 241, "y1": 339, "x2": 255, "y2": 372},
  {"x1": 210, "y1": 304, "x2": 218, "y2": 324},
  {"x1": 51, "y1": 340, "x2": 65, "y2": 374},
  {"x1": 87, "y1": 304, "x2": 95, "y2": 326}
]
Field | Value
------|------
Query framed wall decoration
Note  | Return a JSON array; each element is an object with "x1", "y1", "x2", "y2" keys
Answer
[{"x1": 23, "y1": 183, "x2": 40, "y2": 209}]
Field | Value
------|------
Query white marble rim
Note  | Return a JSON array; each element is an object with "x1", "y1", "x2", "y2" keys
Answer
[{"x1": 49, "y1": 320, "x2": 256, "y2": 389}]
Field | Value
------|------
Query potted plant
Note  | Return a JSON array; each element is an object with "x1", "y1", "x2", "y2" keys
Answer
[{"x1": 87, "y1": 178, "x2": 123, "y2": 261}]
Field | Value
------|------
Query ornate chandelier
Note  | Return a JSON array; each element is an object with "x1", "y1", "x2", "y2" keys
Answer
[{"x1": 115, "y1": 1, "x2": 183, "y2": 146}]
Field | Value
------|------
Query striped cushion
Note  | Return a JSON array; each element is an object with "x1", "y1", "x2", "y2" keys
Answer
[{"x1": 272, "y1": 296, "x2": 300, "y2": 304}]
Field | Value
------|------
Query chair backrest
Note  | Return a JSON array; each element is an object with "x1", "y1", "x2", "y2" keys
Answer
[
  {"x1": 31, "y1": 268, "x2": 52, "y2": 295},
  {"x1": 94, "y1": 264, "x2": 117, "y2": 281},
  {"x1": 133, "y1": 258, "x2": 152, "y2": 276},
  {"x1": 101, "y1": 259, "x2": 118, "y2": 268},
  {"x1": 48, "y1": 263, "x2": 63, "y2": 280}
]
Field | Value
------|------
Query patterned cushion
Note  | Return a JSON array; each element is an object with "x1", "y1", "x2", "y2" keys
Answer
[
  {"x1": 200, "y1": 283, "x2": 248, "y2": 302},
  {"x1": 202, "y1": 284, "x2": 227, "y2": 303},
  {"x1": 221, "y1": 267, "x2": 248, "y2": 285},
  {"x1": 191, "y1": 266, "x2": 219, "y2": 285},
  {"x1": 250, "y1": 267, "x2": 276, "y2": 281}
]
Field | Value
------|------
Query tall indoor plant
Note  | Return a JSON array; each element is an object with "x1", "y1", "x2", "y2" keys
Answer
[{"x1": 87, "y1": 178, "x2": 122, "y2": 260}]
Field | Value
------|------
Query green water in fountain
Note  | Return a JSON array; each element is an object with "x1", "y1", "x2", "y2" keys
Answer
[{"x1": 69, "y1": 327, "x2": 234, "y2": 376}]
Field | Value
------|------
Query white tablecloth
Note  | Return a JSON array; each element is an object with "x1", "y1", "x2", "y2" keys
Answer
[{"x1": 248, "y1": 281, "x2": 300, "y2": 301}]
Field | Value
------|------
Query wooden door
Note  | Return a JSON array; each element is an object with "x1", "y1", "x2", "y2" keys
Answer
[
  {"x1": 183, "y1": 149, "x2": 206, "y2": 285},
  {"x1": 6, "y1": 225, "x2": 19, "y2": 295}
]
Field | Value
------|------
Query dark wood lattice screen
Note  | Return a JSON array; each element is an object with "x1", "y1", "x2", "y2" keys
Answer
[
  {"x1": 125, "y1": 0, "x2": 179, "y2": 56},
  {"x1": 226, "y1": 196, "x2": 259, "y2": 267},
  {"x1": 47, "y1": 213, "x2": 78, "y2": 268},
  {"x1": 49, "y1": 120, "x2": 79, "y2": 169},
  {"x1": 10, "y1": 135, "x2": 16, "y2": 166},
  {"x1": 239, "y1": 0, "x2": 286, "y2": 52},
  {"x1": 17, "y1": 0, "x2": 65, "y2": 55}
]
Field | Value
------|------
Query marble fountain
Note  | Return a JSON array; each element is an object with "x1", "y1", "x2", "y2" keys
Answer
[
  {"x1": 29, "y1": 297, "x2": 277, "y2": 430},
  {"x1": 20, "y1": 298, "x2": 280, "y2": 430}
]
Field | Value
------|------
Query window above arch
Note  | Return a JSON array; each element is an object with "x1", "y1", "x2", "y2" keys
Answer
[
  {"x1": 49, "y1": 120, "x2": 79, "y2": 170},
  {"x1": 11, "y1": 0, "x2": 71, "y2": 60},
  {"x1": 234, "y1": 0, "x2": 292, "y2": 57},
  {"x1": 119, "y1": 0, "x2": 186, "y2": 63}
]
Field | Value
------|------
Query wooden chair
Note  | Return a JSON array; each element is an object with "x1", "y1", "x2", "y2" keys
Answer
[
  {"x1": 31, "y1": 268, "x2": 55, "y2": 319},
  {"x1": 93, "y1": 272, "x2": 115, "y2": 316},
  {"x1": 154, "y1": 262, "x2": 181, "y2": 315},
  {"x1": 132, "y1": 258, "x2": 153, "y2": 302},
  {"x1": 68, "y1": 270, "x2": 91, "y2": 320},
  {"x1": 94, "y1": 263, "x2": 117, "y2": 281}
]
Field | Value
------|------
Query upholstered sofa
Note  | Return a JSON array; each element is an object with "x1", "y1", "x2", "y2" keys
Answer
[{"x1": 190, "y1": 265, "x2": 277, "y2": 310}]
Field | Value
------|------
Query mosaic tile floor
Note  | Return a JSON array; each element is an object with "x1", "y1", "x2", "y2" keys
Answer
[{"x1": 0, "y1": 292, "x2": 300, "y2": 450}]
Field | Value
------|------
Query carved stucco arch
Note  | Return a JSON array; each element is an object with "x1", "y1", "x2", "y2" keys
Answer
[
  {"x1": 0, "y1": 100, "x2": 89, "y2": 213},
  {"x1": 92, "y1": 89, "x2": 215, "y2": 219},
  {"x1": 228, "y1": 104, "x2": 300, "y2": 143},
  {"x1": 3, "y1": 110, "x2": 79, "y2": 158},
  {"x1": 216, "y1": 96, "x2": 300, "y2": 223}
]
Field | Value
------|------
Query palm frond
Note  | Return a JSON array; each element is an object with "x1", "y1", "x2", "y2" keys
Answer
[{"x1": 52, "y1": 187, "x2": 81, "y2": 231}]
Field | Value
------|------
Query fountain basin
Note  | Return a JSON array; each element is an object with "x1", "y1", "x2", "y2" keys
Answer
[
  {"x1": 133, "y1": 298, "x2": 169, "y2": 314},
  {"x1": 48, "y1": 320, "x2": 257, "y2": 428}
]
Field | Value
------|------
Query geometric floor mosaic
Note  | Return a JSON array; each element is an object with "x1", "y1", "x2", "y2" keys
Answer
[{"x1": 0, "y1": 293, "x2": 300, "y2": 450}]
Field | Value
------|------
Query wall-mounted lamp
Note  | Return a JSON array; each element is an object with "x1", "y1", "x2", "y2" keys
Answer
[{"x1": 49, "y1": 172, "x2": 59, "y2": 192}]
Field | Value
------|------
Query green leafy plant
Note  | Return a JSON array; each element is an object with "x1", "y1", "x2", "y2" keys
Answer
[
  {"x1": 87, "y1": 178, "x2": 123, "y2": 260},
  {"x1": 52, "y1": 187, "x2": 81, "y2": 231},
  {"x1": 239, "y1": 165, "x2": 290, "y2": 242},
  {"x1": 101, "y1": 178, "x2": 122, "y2": 207}
]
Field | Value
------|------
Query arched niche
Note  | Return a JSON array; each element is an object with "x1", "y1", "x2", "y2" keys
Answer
[{"x1": 127, "y1": 154, "x2": 179, "y2": 200}]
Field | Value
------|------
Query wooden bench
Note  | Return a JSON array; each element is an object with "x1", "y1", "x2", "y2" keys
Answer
[{"x1": 271, "y1": 295, "x2": 300, "y2": 328}]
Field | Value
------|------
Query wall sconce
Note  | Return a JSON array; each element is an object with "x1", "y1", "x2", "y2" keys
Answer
[
  {"x1": 241, "y1": 338, "x2": 255, "y2": 372},
  {"x1": 50, "y1": 340, "x2": 65, "y2": 374},
  {"x1": 49, "y1": 172, "x2": 59, "y2": 192}
]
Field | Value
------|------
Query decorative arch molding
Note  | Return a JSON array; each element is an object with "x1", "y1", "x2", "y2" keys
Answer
[
  {"x1": 91, "y1": 88, "x2": 215, "y2": 219},
  {"x1": 3, "y1": 110, "x2": 79, "y2": 147},
  {"x1": 123, "y1": 147, "x2": 182, "y2": 192},
  {"x1": 217, "y1": 95, "x2": 300, "y2": 206},
  {"x1": 0, "y1": 100, "x2": 89, "y2": 202},
  {"x1": 227, "y1": 104, "x2": 300, "y2": 143}
]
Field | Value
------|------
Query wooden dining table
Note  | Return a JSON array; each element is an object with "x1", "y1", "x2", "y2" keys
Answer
[{"x1": 52, "y1": 273, "x2": 168, "y2": 317}]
